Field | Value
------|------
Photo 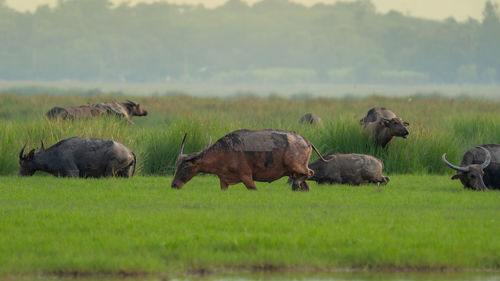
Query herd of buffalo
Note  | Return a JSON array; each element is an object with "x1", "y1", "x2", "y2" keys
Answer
[{"x1": 17, "y1": 100, "x2": 500, "y2": 191}]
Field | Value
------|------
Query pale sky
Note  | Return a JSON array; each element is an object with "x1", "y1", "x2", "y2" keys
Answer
[{"x1": 3, "y1": 0, "x2": 497, "y2": 21}]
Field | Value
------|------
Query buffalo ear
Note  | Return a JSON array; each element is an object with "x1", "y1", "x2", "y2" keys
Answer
[
  {"x1": 403, "y1": 121, "x2": 410, "y2": 126},
  {"x1": 451, "y1": 174, "x2": 461, "y2": 180},
  {"x1": 380, "y1": 119, "x2": 390, "y2": 127},
  {"x1": 26, "y1": 149, "x2": 35, "y2": 161}
]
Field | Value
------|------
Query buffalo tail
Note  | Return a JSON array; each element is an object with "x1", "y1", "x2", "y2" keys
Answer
[{"x1": 131, "y1": 152, "x2": 137, "y2": 177}]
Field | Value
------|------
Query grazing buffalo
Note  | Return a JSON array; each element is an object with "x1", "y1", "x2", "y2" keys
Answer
[
  {"x1": 299, "y1": 113, "x2": 322, "y2": 125},
  {"x1": 171, "y1": 129, "x2": 330, "y2": 191},
  {"x1": 442, "y1": 144, "x2": 500, "y2": 190},
  {"x1": 19, "y1": 137, "x2": 136, "y2": 178},
  {"x1": 46, "y1": 100, "x2": 148, "y2": 122},
  {"x1": 360, "y1": 107, "x2": 409, "y2": 147},
  {"x1": 308, "y1": 153, "x2": 389, "y2": 185}
]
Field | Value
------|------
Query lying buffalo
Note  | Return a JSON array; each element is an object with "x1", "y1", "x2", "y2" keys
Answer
[
  {"x1": 299, "y1": 113, "x2": 322, "y2": 125},
  {"x1": 19, "y1": 137, "x2": 136, "y2": 178},
  {"x1": 171, "y1": 129, "x2": 330, "y2": 191},
  {"x1": 308, "y1": 153, "x2": 389, "y2": 185},
  {"x1": 360, "y1": 107, "x2": 409, "y2": 147},
  {"x1": 442, "y1": 144, "x2": 499, "y2": 190},
  {"x1": 46, "y1": 100, "x2": 148, "y2": 122}
]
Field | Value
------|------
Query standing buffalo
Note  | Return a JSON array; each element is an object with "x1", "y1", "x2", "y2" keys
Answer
[
  {"x1": 46, "y1": 100, "x2": 148, "y2": 122},
  {"x1": 308, "y1": 153, "x2": 389, "y2": 185},
  {"x1": 299, "y1": 113, "x2": 322, "y2": 125},
  {"x1": 442, "y1": 144, "x2": 499, "y2": 190},
  {"x1": 19, "y1": 137, "x2": 136, "y2": 178},
  {"x1": 360, "y1": 107, "x2": 409, "y2": 147},
  {"x1": 171, "y1": 129, "x2": 330, "y2": 191}
]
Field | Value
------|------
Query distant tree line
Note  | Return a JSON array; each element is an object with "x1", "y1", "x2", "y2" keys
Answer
[{"x1": 1, "y1": 0, "x2": 500, "y2": 83}]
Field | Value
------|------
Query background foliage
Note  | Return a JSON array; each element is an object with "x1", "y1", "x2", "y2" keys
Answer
[{"x1": 1, "y1": 0, "x2": 500, "y2": 83}]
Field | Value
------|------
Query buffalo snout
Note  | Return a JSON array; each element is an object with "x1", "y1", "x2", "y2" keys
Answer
[{"x1": 402, "y1": 129, "x2": 409, "y2": 138}]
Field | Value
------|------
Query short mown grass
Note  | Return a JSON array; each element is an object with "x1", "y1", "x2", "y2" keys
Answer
[{"x1": 0, "y1": 175, "x2": 499, "y2": 276}]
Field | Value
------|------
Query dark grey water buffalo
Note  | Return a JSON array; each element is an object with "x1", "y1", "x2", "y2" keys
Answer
[
  {"x1": 442, "y1": 144, "x2": 500, "y2": 191},
  {"x1": 308, "y1": 153, "x2": 389, "y2": 185},
  {"x1": 19, "y1": 137, "x2": 136, "y2": 178},
  {"x1": 46, "y1": 100, "x2": 148, "y2": 122},
  {"x1": 360, "y1": 107, "x2": 409, "y2": 147},
  {"x1": 299, "y1": 113, "x2": 322, "y2": 125},
  {"x1": 171, "y1": 129, "x2": 330, "y2": 191}
]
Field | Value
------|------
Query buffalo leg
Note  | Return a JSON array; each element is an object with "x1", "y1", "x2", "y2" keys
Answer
[
  {"x1": 64, "y1": 170, "x2": 79, "y2": 178},
  {"x1": 241, "y1": 175, "x2": 257, "y2": 191},
  {"x1": 218, "y1": 176, "x2": 229, "y2": 190}
]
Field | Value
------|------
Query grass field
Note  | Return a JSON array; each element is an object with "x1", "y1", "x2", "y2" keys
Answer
[
  {"x1": 1, "y1": 175, "x2": 499, "y2": 277},
  {"x1": 1, "y1": 94, "x2": 500, "y2": 176},
  {"x1": 1, "y1": 93, "x2": 500, "y2": 278}
]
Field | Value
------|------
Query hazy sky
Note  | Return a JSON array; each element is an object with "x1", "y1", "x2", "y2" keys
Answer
[{"x1": 4, "y1": 0, "x2": 497, "y2": 21}]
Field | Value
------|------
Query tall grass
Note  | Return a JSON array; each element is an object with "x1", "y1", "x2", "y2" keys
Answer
[{"x1": 0, "y1": 94, "x2": 499, "y2": 176}]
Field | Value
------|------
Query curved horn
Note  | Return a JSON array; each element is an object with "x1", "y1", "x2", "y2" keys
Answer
[
  {"x1": 204, "y1": 136, "x2": 212, "y2": 150},
  {"x1": 19, "y1": 142, "x2": 27, "y2": 159},
  {"x1": 126, "y1": 100, "x2": 137, "y2": 106},
  {"x1": 40, "y1": 139, "x2": 45, "y2": 152},
  {"x1": 478, "y1": 147, "x2": 491, "y2": 169},
  {"x1": 177, "y1": 133, "x2": 187, "y2": 161},
  {"x1": 442, "y1": 153, "x2": 469, "y2": 172}
]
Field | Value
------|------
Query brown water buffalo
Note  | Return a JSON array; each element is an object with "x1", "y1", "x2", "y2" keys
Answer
[
  {"x1": 442, "y1": 144, "x2": 500, "y2": 191},
  {"x1": 360, "y1": 107, "x2": 409, "y2": 147},
  {"x1": 46, "y1": 100, "x2": 148, "y2": 122},
  {"x1": 171, "y1": 129, "x2": 330, "y2": 191},
  {"x1": 19, "y1": 137, "x2": 136, "y2": 178},
  {"x1": 299, "y1": 113, "x2": 322, "y2": 125},
  {"x1": 308, "y1": 153, "x2": 389, "y2": 185}
]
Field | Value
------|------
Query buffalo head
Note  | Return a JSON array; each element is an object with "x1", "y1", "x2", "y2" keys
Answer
[
  {"x1": 125, "y1": 100, "x2": 148, "y2": 117},
  {"x1": 442, "y1": 147, "x2": 491, "y2": 191},
  {"x1": 171, "y1": 134, "x2": 211, "y2": 189},
  {"x1": 381, "y1": 117, "x2": 409, "y2": 138},
  {"x1": 18, "y1": 140, "x2": 45, "y2": 176}
]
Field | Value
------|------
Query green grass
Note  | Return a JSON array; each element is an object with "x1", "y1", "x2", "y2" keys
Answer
[
  {"x1": 1, "y1": 94, "x2": 500, "y2": 176},
  {"x1": 1, "y1": 175, "x2": 499, "y2": 276}
]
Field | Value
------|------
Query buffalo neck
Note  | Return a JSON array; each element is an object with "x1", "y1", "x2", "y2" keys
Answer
[
  {"x1": 375, "y1": 123, "x2": 392, "y2": 147},
  {"x1": 32, "y1": 151, "x2": 59, "y2": 174},
  {"x1": 195, "y1": 149, "x2": 220, "y2": 175}
]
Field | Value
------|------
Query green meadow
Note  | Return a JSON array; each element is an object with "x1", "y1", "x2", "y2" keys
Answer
[
  {"x1": 0, "y1": 175, "x2": 499, "y2": 276},
  {"x1": 0, "y1": 93, "x2": 500, "y2": 277}
]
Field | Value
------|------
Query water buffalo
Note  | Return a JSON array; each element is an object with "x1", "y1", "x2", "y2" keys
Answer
[
  {"x1": 19, "y1": 137, "x2": 136, "y2": 178},
  {"x1": 299, "y1": 113, "x2": 322, "y2": 125},
  {"x1": 170, "y1": 129, "x2": 330, "y2": 191},
  {"x1": 360, "y1": 107, "x2": 409, "y2": 147},
  {"x1": 308, "y1": 153, "x2": 389, "y2": 185},
  {"x1": 46, "y1": 100, "x2": 148, "y2": 122},
  {"x1": 442, "y1": 144, "x2": 499, "y2": 190}
]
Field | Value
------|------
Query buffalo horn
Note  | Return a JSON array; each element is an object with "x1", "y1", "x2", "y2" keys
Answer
[
  {"x1": 478, "y1": 147, "x2": 491, "y2": 169},
  {"x1": 126, "y1": 100, "x2": 137, "y2": 106},
  {"x1": 204, "y1": 136, "x2": 212, "y2": 150},
  {"x1": 19, "y1": 142, "x2": 27, "y2": 159},
  {"x1": 40, "y1": 139, "x2": 45, "y2": 151},
  {"x1": 177, "y1": 133, "x2": 187, "y2": 161},
  {"x1": 441, "y1": 153, "x2": 470, "y2": 172}
]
